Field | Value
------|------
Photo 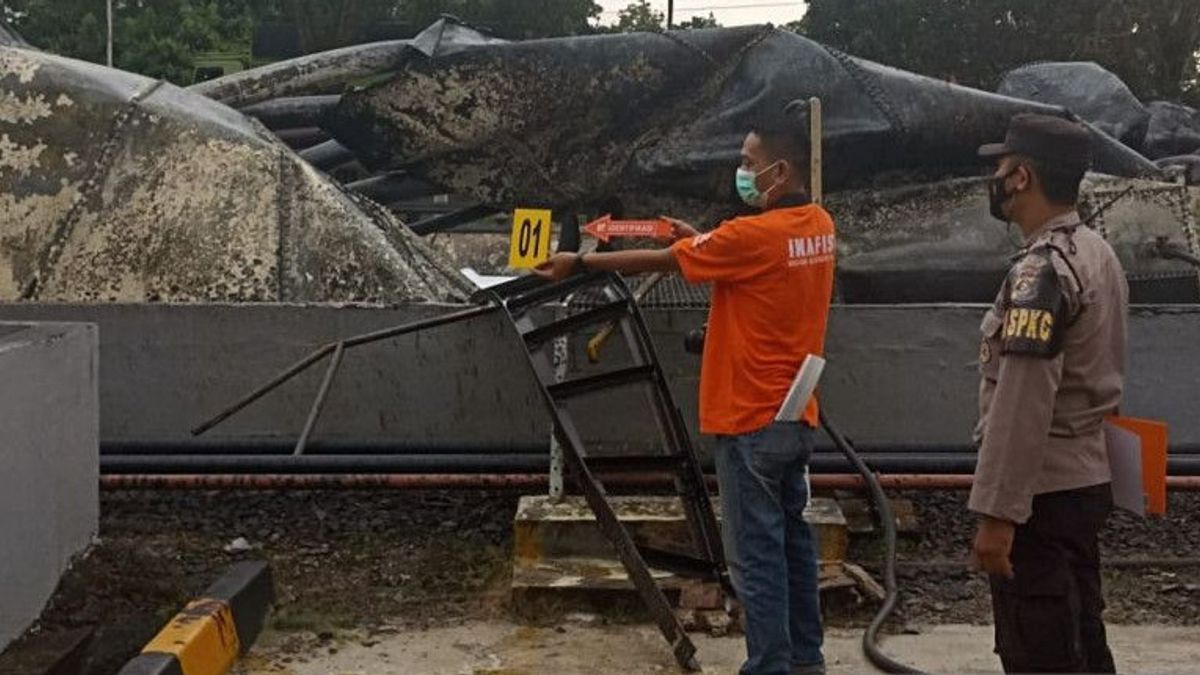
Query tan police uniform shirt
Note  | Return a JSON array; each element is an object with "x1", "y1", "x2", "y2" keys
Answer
[{"x1": 970, "y1": 211, "x2": 1128, "y2": 524}]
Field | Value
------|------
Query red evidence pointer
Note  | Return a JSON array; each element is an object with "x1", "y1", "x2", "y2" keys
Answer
[{"x1": 583, "y1": 214, "x2": 673, "y2": 243}]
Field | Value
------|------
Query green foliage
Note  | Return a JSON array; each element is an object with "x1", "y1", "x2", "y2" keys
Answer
[
  {"x1": 279, "y1": 0, "x2": 398, "y2": 53},
  {"x1": 395, "y1": 0, "x2": 601, "y2": 39},
  {"x1": 0, "y1": 0, "x2": 601, "y2": 82},
  {"x1": 676, "y1": 12, "x2": 718, "y2": 30},
  {"x1": 798, "y1": 0, "x2": 1200, "y2": 105},
  {"x1": 597, "y1": 2, "x2": 720, "y2": 34},
  {"x1": 6, "y1": 0, "x2": 1193, "y2": 107},
  {"x1": 3, "y1": 0, "x2": 258, "y2": 82},
  {"x1": 614, "y1": 0, "x2": 661, "y2": 32}
]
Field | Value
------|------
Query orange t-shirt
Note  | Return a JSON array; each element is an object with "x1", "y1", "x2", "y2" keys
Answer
[{"x1": 670, "y1": 203, "x2": 836, "y2": 435}]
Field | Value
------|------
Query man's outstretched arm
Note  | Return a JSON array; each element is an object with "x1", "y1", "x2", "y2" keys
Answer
[{"x1": 534, "y1": 249, "x2": 679, "y2": 282}]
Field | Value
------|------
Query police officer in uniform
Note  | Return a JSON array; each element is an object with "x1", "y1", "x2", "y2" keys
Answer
[{"x1": 970, "y1": 113, "x2": 1128, "y2": 673}]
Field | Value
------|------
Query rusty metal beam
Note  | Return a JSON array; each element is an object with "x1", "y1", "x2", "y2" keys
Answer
[{"x1": 100, "y1": 473, "x2": 1200, "y2": 491}]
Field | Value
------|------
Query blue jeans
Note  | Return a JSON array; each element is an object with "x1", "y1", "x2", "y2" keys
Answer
[{"x1": 716, "y1": 421, "x2": 823, "y2": 675}]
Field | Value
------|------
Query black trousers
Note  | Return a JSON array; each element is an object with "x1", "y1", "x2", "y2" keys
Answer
[{"x1": 989, "y1": 483, "x2": 1116, "y2": 674}]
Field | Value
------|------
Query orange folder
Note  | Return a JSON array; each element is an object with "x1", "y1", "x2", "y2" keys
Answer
[{"x1": 1107, "y1": 416, "x2": 1168, "y2": 516}]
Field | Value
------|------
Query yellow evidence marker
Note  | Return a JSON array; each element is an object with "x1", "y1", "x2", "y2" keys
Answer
[{"x1": 508, "y1": 208, "x2": 553, "y2": 269}]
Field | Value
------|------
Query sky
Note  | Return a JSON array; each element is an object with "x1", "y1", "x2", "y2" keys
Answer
[{"x1": 595, "y1": 1, "x2": 807, "y2": 27}]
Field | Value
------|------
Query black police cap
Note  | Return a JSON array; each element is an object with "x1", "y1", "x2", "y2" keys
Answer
[{"x1": 978, "y1": 113, "x2": 1092, "y2": 171}]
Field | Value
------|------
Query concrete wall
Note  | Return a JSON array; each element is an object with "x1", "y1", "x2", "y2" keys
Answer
[
  {"x1": 0, "y1": 304, "x2": 548, "y2": 445},
  {"x1": 0, "y1": 303, "x2": 1195, "y2": 457},
  {"x1": 575, "y1": 305, "x2": 1200, "y2": 455},
  {"x1": 0, "y1": 322, "x2": 99, "y2": 650}
]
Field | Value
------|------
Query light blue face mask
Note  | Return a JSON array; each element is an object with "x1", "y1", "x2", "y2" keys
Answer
[{"x1": 734, "y1": 161, "x2": 782, "y2": 208}]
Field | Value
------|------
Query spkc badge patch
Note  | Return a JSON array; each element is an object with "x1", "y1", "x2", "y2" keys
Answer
[{"x1": 1000, "y1": 249, "x2": 1067, "y2": 358}]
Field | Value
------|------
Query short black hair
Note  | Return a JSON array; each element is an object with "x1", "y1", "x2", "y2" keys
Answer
[
  {"x1": 753, "y1": 99, "x2": 811, "y2": 172},
  {"x1": 750, "y1": 120, "x2": 811, "y2": 180},
  {"x1": 1020, "y1": 156, "x2": 1086, "y2": 206}
]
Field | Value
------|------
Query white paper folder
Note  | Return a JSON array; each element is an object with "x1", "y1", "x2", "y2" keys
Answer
[
  {"x1": 1105, "y1": 421, "x2": 1145, "y2": 517},
  {"x1": 776, "y1": 355, "x2": 826, "y2": 422}
]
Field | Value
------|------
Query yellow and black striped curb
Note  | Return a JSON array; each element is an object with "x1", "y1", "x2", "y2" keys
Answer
[{"x1": 118, "y1": 560, "x2": 274, "y2": 675}]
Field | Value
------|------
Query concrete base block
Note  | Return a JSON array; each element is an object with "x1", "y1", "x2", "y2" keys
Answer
[
  {"x1": 511, "y1": 494, "x2": 850, "y2": 612},
  {"x1": 0, "y1": 322, "x2": 99, "y2": 652},
  {"x1": 514, "y1": 495, "x2": 849, "y2": 565}
]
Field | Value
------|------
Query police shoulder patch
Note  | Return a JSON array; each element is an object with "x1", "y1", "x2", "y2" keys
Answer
[{"x1": 1000, "y1": 249, "x2": 1067, "y2": 358}]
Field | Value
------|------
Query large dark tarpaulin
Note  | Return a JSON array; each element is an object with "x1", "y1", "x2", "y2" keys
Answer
[
  {"x1": 1145, "y1": 101, "x2": 1200, "y2": 160},
  {"x1": 0, "y1": 45, "x2": 473, "y2": 303},
  {"x1": 998, "y1": 62, "x2": 1150, "y2": 149},
  {"x1": 329, "y1": 26, "x2": 1160, "y2": 215}
]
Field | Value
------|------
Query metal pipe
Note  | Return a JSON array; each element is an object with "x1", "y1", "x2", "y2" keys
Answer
[
  {"x1": 272, "y1": 127, "x2": 331, "y2": 150},
  {"x1": 294, "y1": 341, "x2": 345, "y2": 455},
  {"x1": 805, "y1": 453, "x2": 1200, "y2": 475},
  {"x1": 99, "y1": 473, "x2": 686, "y2": 491},
  {"x1": 190, "y1": 343, "x2": 336, "y2": 436},
  {"x1": 897, "y1": 557, "x2": 1200, "y2": 571},
  {"x1": 408, "y1": 204, "x2": 499, "y2": 235},
  {"x1": 101, "y1": 454, "x2": 549, "y2": 475},
  {"x1": 240, "y1": 95, "x2": 341, "y2": 129},
  {"x1": 115, "y1": 449, "x2": 1200, "y2": 476},
  {"x1": 191, "y1": 304, "x2": 498, "y2": 436},
  {"x1": 299, "y1": 139, "x2": 357, "y2": 170},
  {"x1": 812, "y1": 474, "x2": 1200, "y2": 490},
  {"x1": 101, "y1": 473, "x2": 549, "y2": 491},
  {"x1": 101, "y1": 440, "x2": 549, "y2": 455},
  {"x1": 813, "y1": 443, "x2": 1200, "y2": 454},
  {"x1": 340, "y1": 304, "x2": 498, "y2": 348},
  {"x1": 98, "y1": 473, "x2": 1200, "y2": 491},
  {"x1": 345, "y1": 172, "x2": 437, "y2": 203}
]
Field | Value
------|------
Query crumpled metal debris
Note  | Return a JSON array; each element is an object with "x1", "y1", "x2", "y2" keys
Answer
[{"x1": 189, "y1": 18, "x2": 506, "y2": 109}]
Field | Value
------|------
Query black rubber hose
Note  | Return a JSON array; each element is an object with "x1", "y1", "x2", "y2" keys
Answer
[
  {"x1": 821, "y1": 411, "x2": 927, "y2": 675},
  {"x1": 1159, "y1": 246, "x2": 1200, "y2": 268}
]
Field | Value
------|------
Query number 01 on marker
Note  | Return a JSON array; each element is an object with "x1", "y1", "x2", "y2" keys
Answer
[{"x1": 508, "y1": 209, "x2": 553, "y2": 269}]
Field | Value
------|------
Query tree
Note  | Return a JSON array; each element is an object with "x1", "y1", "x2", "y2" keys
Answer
[
  {"x1": 799, "y1": 0, "x2": 1200, "y2": 105},
  {"x1": 279, "y1": 0, "x2": 396, "y2": 53},
  {"x1": 396, "y1": 0, "x2": 600, "y2": 40},
  {"x1": 1, "y1": 0, "x2": 605, "y2": 83},
  {"x1": 3, "y1": 0, "x2": 259, "y2": 83},
  {"x1": 4, "y1": 0, "x2": 110, "y2": 64},
  {"x1": 676, "y1": 12, "x2": 719, "y2": 30},
  {"x1": 615, "y1": 0, "x2": 662, "y2": 32}
]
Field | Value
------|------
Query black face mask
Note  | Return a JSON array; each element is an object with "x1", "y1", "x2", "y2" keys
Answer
[{"x1": 988, "y1": 166, "x2": 1020, "y2": 221}]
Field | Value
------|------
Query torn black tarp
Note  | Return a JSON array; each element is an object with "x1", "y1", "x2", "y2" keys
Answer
[
  {"x1": 998, "y1": 62, "x2": 1150, "y2": 150},
  {"x1": 1145, "y1": 101, "x2": 1200, "y2": 160},
  {"x1": 190, "y1": 17, "x2": 505, "y2": 108},
  {"x1": 328, "y1": 26, "x2": 1160, "y2": 215}
]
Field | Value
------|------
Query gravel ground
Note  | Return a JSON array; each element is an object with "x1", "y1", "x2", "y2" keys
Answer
[
  {"x1": 15, "y1": 488, "x2": 1200, "y2": 674},
  {"x1": 860, "y1": 490, "x2": 1200, "y2": 626},
  {"x1": 28, "y1": 490, "x2": 517, "y2": 675}
]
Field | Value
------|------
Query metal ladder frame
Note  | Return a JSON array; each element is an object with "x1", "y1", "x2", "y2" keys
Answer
[{"x1": 478, "y1": 271, "x2": 728, "y2": 671}]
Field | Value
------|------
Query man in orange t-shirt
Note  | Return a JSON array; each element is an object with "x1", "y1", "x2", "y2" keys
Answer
[{"x1": 536, "y1": 124, "x2": 835, "y2": 675}]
